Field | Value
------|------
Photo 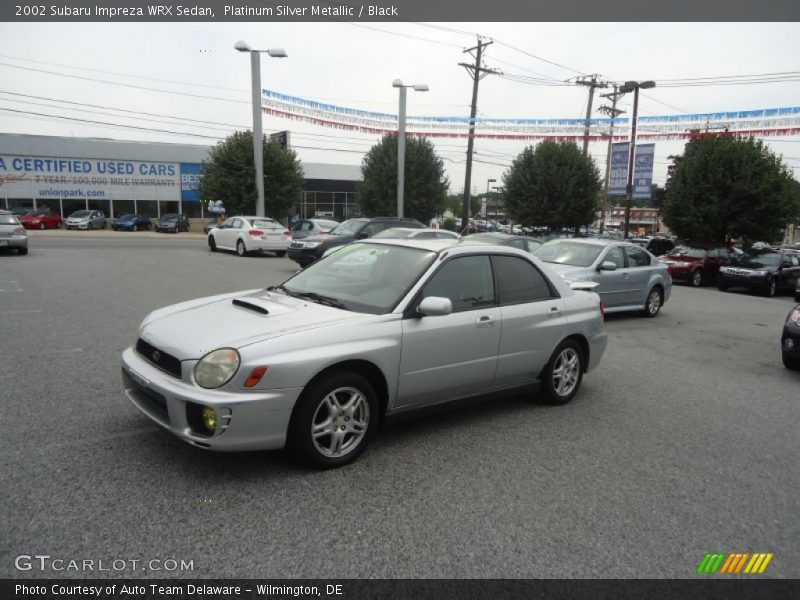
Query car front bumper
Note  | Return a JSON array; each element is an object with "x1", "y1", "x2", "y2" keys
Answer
[
  {"x1": 287, "y1": 247, "x2": 319, "y2": 266},
  {"x1": 782, "y1": 321, "x2": 800, "y2": 359},
  {"x1": 121, "y1": 347, "x2": 301, "y2": 451},
  {"x1": 718, "y1": 272, "x2": 771, "y2": 291}
]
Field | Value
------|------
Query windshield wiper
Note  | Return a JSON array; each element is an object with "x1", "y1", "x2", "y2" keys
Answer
[
  {"x1": 291, "y1": 291, "x2": 348, "y2": 309},
  {"x1": 266, "y1": 284, "x2": 296, "y2": 297}
]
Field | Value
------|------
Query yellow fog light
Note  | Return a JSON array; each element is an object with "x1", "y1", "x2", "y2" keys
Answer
[{"x1": 201, "y1": 406, "x2": 217, "y2": 434}]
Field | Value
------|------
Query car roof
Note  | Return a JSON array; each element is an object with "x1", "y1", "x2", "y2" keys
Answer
[
  {"x1": 359, "y1": 238, "x2": 460, "y2": 252},
  {"x1": 541, "y1": 237, "x2": 624, "y2": 247},
  {"x1": 236, "y1": 215, "x2": 279, "y2": 222}
]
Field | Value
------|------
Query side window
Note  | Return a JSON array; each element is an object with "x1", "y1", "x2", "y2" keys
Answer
[
  {"x1": 506, "y1": 238, "x2": 526, "y2": 250},
  {"x1": 361, "y1": 222, "x2": 385, "y2": 237},
  {"x1": 231, "y1": 218, "x2": 243, "y2": 229},
  {"x1": 414, "y1": 231, "x2": 437, "y2": 239},
  {"x1": 493, "y1": 256, "x2": 554, "y2": 304},
  {"x1": 301, "y1": 220, "x2": 314, "y2": 231},
  {"x1": 422, "y1": 255, "x2": 495, "y2": 311},
  {"x1": 626, "y1": 246, "x2": 651, "y2": 267},
  {"x1": 525, "y1": 240, "x2": 543, "y2": 253},
  {"x1": 221, "y1": 217, "x2": 235, "y2": 229},
  {"x1": 791, "y1": 255, "x2": 799, "y2": 267},
  {"x1": 604, "y1": 246, "x2": 625, "y2": 268}
]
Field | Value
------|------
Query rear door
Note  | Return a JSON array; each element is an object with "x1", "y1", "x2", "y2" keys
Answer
[
  {"x1": 492, "y1": 255, "x2": 566, "y2": 387},
  {"x1": 623, "y1": 245, "x2": 653, "y2": 306},
  {"x1": 398, "y1": 254, "x2": 501, "y2": 408}
]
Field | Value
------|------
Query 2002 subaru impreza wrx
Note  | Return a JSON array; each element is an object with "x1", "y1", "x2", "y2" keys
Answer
[{"x1": 122, "y1": 238, "x2": 607, "y2": 467}]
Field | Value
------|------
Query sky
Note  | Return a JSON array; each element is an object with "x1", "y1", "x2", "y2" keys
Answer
[{"x1": 1, "y1": 21, "x2": 799, "y2": 193}]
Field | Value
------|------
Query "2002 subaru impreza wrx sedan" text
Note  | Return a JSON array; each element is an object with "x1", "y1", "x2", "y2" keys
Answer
[{"x1": 122, "y1": 238, "x2": 607, "y2": 467}]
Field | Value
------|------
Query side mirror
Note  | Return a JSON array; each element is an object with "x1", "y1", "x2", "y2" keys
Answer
[
  {"x1": 417, "y1": 296, "x2": 453, "y2": 317},
  {"x1": 598, "y1": 261, "x2": 617, "y2": 271}
]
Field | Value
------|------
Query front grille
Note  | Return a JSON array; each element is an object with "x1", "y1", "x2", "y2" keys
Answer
[{"x1": 136, "y1": 338, "x2": 182, "y2": 378}]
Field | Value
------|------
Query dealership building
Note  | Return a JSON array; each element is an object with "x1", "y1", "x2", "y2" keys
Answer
[{"x1": 0, "y1": 133, "x2": 361, "y2": 221}]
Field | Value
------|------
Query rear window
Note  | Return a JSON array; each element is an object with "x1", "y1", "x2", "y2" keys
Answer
[
  {"x1": 0, "y1": 214, "x2": 19, "y2": 225},
  {"x1": 252, "y1": 219, "x2": 283, "y2": 230}
]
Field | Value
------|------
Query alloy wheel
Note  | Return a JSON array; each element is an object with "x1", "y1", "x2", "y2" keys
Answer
[
  {"x1": 551, "y1": 348, "x2": 580, "y2": 398},
  {"x1": 310, "y1": 387, "x2": 370, "y2": 458}
]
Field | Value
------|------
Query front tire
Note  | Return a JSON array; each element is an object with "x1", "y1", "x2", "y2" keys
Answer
[
  {"x1": 783, "y1": 353, "x2": 800, "y2": 371},
  {"x1": 641, "y1": 286, "x2": 663, "y2": 318},
  {"x1": 691, "y1": 269, "x2": 703, "y2": 287},
  {"x1": 288, "y1": 371, "x2": 378, "y2": 468},
  {"x1": 208, "y1": 236, "x2": 217, "y2": 252},
  {"x1": 718, "y1": 282, "x2": 728, "y2": 292},
  {"x1": 539, "y1": 340, "x2": 584, "y2": 405},
  {"x1": 18, "y1": 246, "x2": 28, "y2": 255},
  {"x1": 275, "y1": 250, "x2": 287, "y2": 257},
  {"x1": 764, "y1": 278, "x2": 777, "y2": 298},
  {"x1": 236, "y1": 239, "x2": 247, "y2": 257},
  {"x1": 39, "y1": 223, "x2": 45, "y2": 230}
]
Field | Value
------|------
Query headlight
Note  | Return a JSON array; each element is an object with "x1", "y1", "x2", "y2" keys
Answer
[
  {"x1": 194, "y1": 348, "x2": 240, "y2": 389},
  {"x1": 719, "y1": 267, "x2": 730, "y2": 274},
  {"x1": 301, "y1": 241, "x2": 322, "y2": 248},
  {"x1": 752, "y1": 270, "x2": 768, "y2": 276},
  {"x1": 788, "y1": 307, "x2": 800, "y2": 326}
]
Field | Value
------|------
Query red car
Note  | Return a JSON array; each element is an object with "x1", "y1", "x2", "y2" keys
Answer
[
  {"x1": 661, "y1": 244, "x2": 737, "y2": 287},
  {"x1": 20, "y1": 211, "x2": 62, "y2": 230}
]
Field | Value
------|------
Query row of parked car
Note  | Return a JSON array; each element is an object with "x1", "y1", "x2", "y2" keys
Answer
[{"x1": 13, "y1": 209, "x2": 193, "y2": 233}]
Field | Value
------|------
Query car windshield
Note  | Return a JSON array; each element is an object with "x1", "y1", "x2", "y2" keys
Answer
[
  {"x1": 118, "y1": 214, "x2": 134, "y2": 219},
  {"x1": 533, "y1": 241, "x2": 603, "y2": 267},
  {"x1": 252, "y1": 219, "x2": 283, "y2": 230},
  {"x1": 71, "y1": 210, "x2": 91, "y2": 218},
  {"x1": 161, "y1": 214, "x2": 179, "y2": 220},
  {"x1": 0, "y1": 214, "x2": 19, "y2": 225},
  {"x1": 280, "y1": 243, "x2": 436, "y2": 314},
  {"x1": 670, "y1": 246, "x2": 707, "y2": 258},
  {"x1": 315, "y1": 220, "x2": 339, "y2": 229},
  {"x1": 737, "y1": 252, "x2": 781, "y2": 268},
  {"x1": 329, "y1": 219, "x2": 366, "y2": 236}
]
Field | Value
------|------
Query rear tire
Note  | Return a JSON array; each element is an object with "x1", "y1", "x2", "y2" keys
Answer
[
  {"x1": 641, "y1": 286, "x2": 663, "y2": 318},
  {"x1": 288, "y1": 371, "x2": 379, "y2": 468},
  {"x1": 236, "y1": 240, "x2": 247, "y2": 257},
  {"x1": 18, "y1": 247, "x2": 28, "y2": 255},
  {"x1": 275, "y1": 250, "x2": 287, "y2": 257},
  {"x1": 208, "y1": 236, "x2": 217, "y2": 252},
  {"x1": 39, "y1": 223, "x2": 45, "y2": 230},
  {"x1": 133, "y1": 224, "x2": 139, "y2": 232},
  {"x1": 538, "y1": 339, "x2": 584, "y2": 405},
  {"x1": 691, "y1": 269, "x2": 703, "y2": 287}
]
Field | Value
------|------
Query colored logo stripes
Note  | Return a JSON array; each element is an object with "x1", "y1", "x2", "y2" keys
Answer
[{"x1": 696, "y1": 553, "x2": 773, "y2": 574}]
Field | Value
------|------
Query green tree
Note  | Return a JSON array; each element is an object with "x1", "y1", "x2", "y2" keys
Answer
[
  {"x1": 197, "y1": 130, "x2": 304, "y2": 218},
  {"x1": 444, "y1": 192, "x2": 480, "y2": 218},
  {"x1": 502, "y1": 141, "x2": 601, "y2": 233},
  {"x1": 358, "y1": 135, "x2": 449, "y2": 222},
  {"x1": 662, "y1": 136, "x2": 800, "y2": 244}
]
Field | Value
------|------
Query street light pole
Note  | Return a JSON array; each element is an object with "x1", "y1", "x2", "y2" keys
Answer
[
  {"x1": 235, "y1": 41, "x2": 287, "y2": 218},
  {"x1": 619, "y1": 80, "x2": 655, "y2": 238},
  {"x1": 486, "y1": 178, "x2": 496, "y2": 221},
  {"x1": 393, "y1": 80, "x2": 428, "y2": 218}
]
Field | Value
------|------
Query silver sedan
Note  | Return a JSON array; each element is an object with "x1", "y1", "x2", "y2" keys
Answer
[
  {"x1": 533, "y1": 238, "x2": 672, "y2": 317},
  {"x1": 122, "y1": 239, "x2": 607, "y2": 467}
]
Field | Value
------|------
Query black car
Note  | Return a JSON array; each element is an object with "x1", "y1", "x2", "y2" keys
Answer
[
  {"x1": 460, "y1": 232, "x2": 544, "y2": 254},
  {"x1": 155, "y1": 213, "x2": 190, "y2": 233},
  {"x1": 782, "y1": 304, "x2": 800, "y2": 371},
  {"x1": 203, "y1": 219, "x2": 221, "y2": 235},
  {"x1": 288, "y1": 217, "x2": 424, "y2": 268},
  {"x1": 717, "y1": 248, "x2": 800, "y2": 297}
]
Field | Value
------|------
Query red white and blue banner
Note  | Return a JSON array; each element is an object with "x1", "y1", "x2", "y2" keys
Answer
[{"x1": 261, "y1": 89, "x2": 800, "y2": 142}]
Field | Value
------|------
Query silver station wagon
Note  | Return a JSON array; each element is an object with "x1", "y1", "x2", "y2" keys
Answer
[
  {"x1": 122, "y1": 238, "x2": 607, "y2": 467},
  {"x1": 534, "y1": 238, "x2": 672, "y2": 317}
]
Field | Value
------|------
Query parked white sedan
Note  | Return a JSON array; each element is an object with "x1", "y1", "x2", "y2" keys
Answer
[
  {"x1": 122, "y1": 238, "x2": 607, "y2": 468},
  {"x1": 207, "y1": 215, "x2": 291, "y2": 257}
]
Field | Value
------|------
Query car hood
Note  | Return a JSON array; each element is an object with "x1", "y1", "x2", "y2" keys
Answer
[
  {"x1": 664, "y1": 254, "x2": 701, "y2": 262},
  {"x1": 300, "y1": 233, "x2": 352, "y2": 243},
  {"x1": 539, "y1": 262, "x2": 592, "y2": 280},
  {"x1": 139, "y1": 289, "x2": 370, "y2": 360}
]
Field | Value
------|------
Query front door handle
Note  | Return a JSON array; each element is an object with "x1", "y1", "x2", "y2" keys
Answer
[{"x1": 475, "y1": 315, "x2": 495, "y2": 328}]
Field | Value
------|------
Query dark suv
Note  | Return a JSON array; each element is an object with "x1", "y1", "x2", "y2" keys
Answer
[
  {"x1": 288, "y1": 217, "x2": 424, "y2": 268},
  {"x1": 718, "y1": 248, "x2": 800, "y2": 297}
]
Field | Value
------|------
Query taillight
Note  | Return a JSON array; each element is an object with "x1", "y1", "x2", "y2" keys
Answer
[
  {"x1": 248, "y1": 229, "x2": 263, "y2": 237},
  {"x1": 283, "y1": 230, "x2": 291, "y2": 236},
  {"x1": 14, "y1": 227, "x2": 25, "y2": 235},
  {"x1": 599, "y1": 301, "x2": 605, "y2": 316}
]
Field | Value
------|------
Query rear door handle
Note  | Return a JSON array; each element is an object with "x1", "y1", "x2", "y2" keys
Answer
[
  {"x1": 475, "y1": 315, "x2": 495, "y2": 328},
  {"x1": 548, "y1": 306, "x2": 561, "y2": 319}
]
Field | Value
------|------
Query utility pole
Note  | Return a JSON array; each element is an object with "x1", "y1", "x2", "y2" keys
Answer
[
  {"x1": 459, "y1": 37, "x2": 500, "y2": 233},
  {"x1": 576, "y1": 75, "x2": 609, "y2": 156},
  {"x1": 597, "y1": 86, "x2": 626, "y2": 234}
]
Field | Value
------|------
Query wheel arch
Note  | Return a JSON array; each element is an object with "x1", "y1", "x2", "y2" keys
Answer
[
  {"x1": 563, "y1": 334, "x2": 590, "y2": 373},
  {"x1": 294, "y1": 359, "x2": 390, "y2": 423}
]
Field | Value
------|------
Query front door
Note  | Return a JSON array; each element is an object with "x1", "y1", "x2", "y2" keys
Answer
[{"x1": 398, "y1": 255, "x2": 501, "y2": 408}]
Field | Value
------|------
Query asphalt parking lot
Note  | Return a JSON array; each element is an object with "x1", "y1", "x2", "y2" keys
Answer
[{"x1": 1, "y1": 231, "x2": 798, "y2": 579}]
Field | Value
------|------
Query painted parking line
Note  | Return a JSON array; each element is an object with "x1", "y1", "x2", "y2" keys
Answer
[{"x1": 0, "y1": 280, "x2": 23, "y2": 292}]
